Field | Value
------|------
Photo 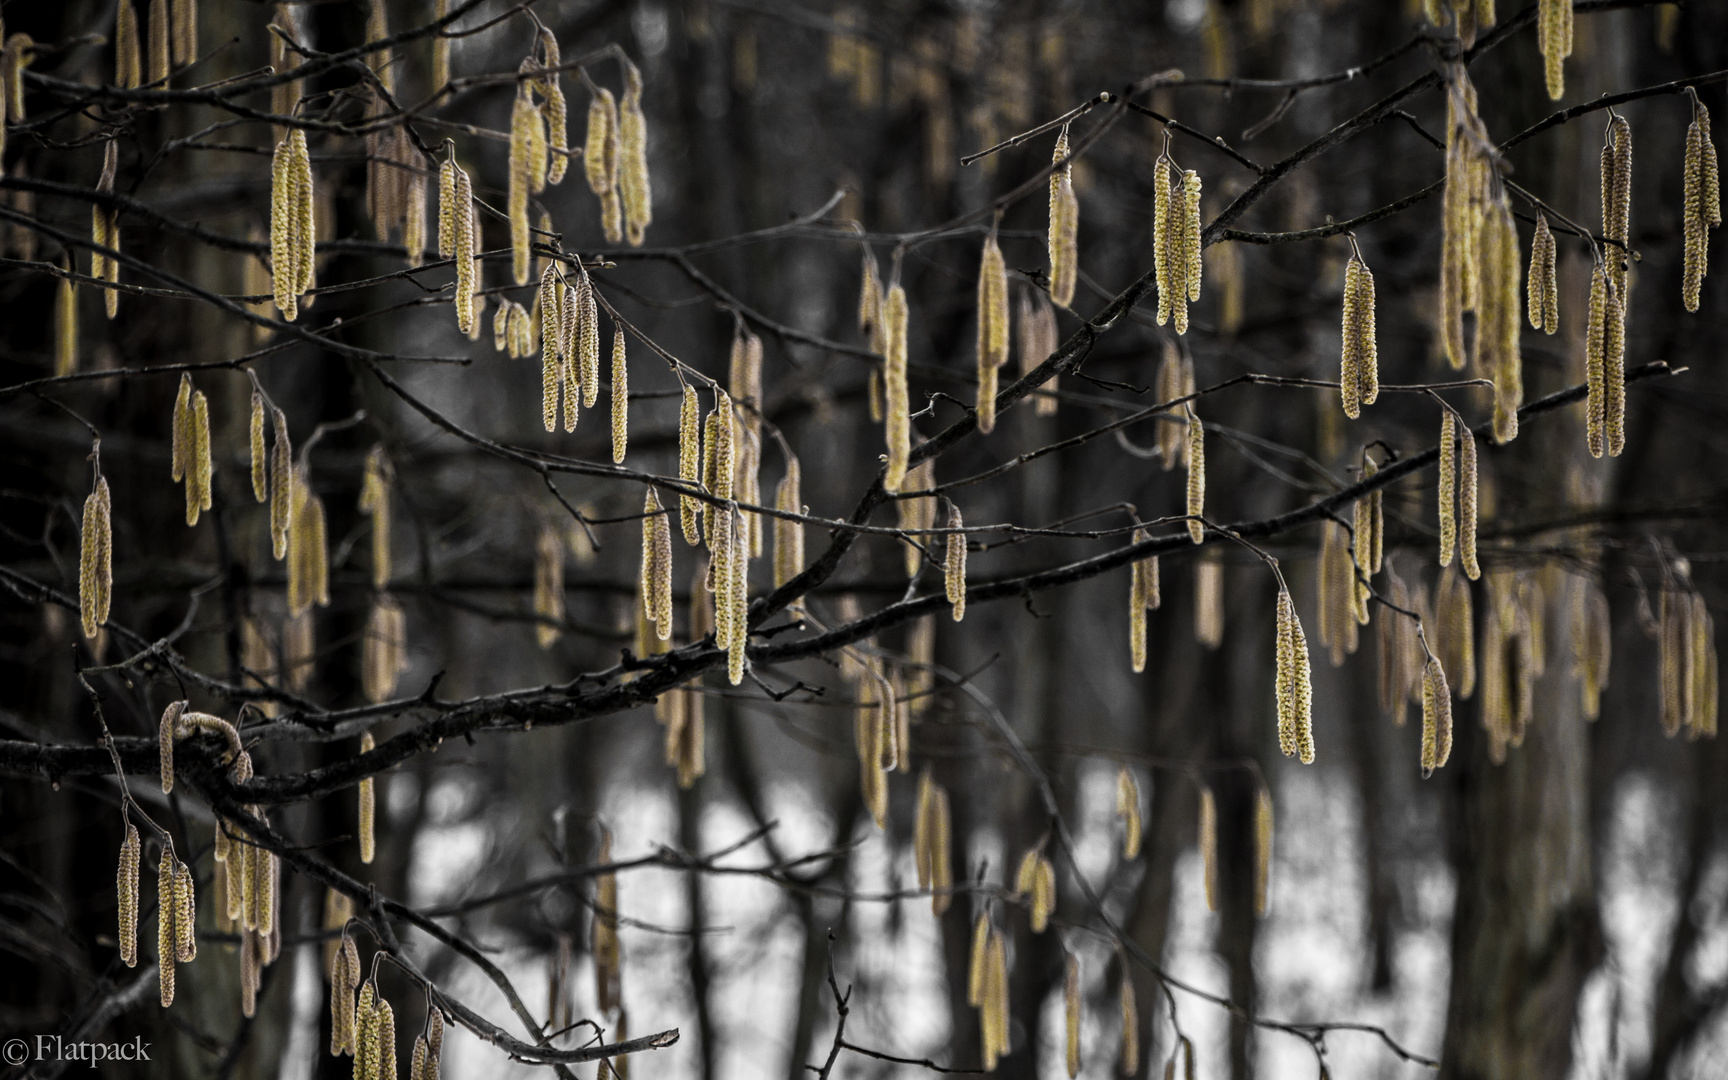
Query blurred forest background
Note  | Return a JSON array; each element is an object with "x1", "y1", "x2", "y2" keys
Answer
[{"x1": 2, "y1": 1, "x2": 1727, "y2": 1079}]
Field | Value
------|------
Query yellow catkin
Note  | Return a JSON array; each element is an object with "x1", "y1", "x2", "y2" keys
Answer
[
  {"x1": 450, "y1": 161, "x2": 477, "y2": 336},
  {"x1": 330, "y1": 935, "x2": 357, "y2": 1055},
  {"x1": 1421, "y1": 656, "x2": 1453, "y2": 775},
  {"x1": 355, "y1": 983, "x2": 378, "y2": 1080},
  {"x1": 611, "y1": 327, "x2": 629, "y2": 463},
  {"x1": 1339, "y1": 254, "x2": 1378, "y2": 417},
  {"x1": 1537, "y1": 0, "x2": 1573, "y2": 101},
  {"x1": 883, "y1": 284, "x2": 910, "y2": 489},
  {"x1": 645, "y1": 489, "x2": 674, "y2": 640},
  {"x1": 269, "y1": 408, "x2": 292, "y2": 560},
  {"x1": 1437, "y1": 410, "x2": 1457, "y2": 566},
  {"x1": 1275, "y1": 587, "x2": 1315, "y2": 764},
  {"x1": 174, "y1": 859, "x2": 196, "y2": 961},
  {"x1": 1185, "y1": 408, "x2": 1205, "y2": 543},
  {"x1": 55, "y1": 262, "x2": 77, "y2": 376},
  {"x1": 80, "y1": 477, "x2": 113, "y2": 640},
  {"x1": 584, "y1": 85, "x2": 620, "y2": 243},
  {"x1": 535, "y1": 523, "x2": 564, "y2": 648},
  {"x1": 158, "y1": 853, "x2": 177, "y2": 1006},
  {"x1": 374, "y1": 997, "x2": 396, "y2": 1080},
  {"x1": 618, "y1": 60, "x2": 652, "y2": 246},
  {"x1": 914, "y1": 769, "x2": 936, "y2": 890},
  {"x1": 357, "y1": 731, "x2": 376, "y2": 864},
  {"x1": 677, "y1": 384, "x2": 703, "y2": 545},
  {"x1": 944, "y1": 503, "x2": 966, "y2": 621},
  {"x1": 1477, "y1": 201, "x2": 1522, "y2": 443},
  {"x1": 966, "y1": 914, "x2": 989, "y2": 1006},
  {"x1": 983, "y1": 929, "x2": 1009, "y2": 1070},
  {"x1": 1199, "y1": 786, "x2": 1218, "y2": 912},
  {"x1": 727, "y1": 510, "x2": 750, "y2": 685},
  {"x1": 1195, "y1": 554, "x2": 1224, "y2": 649},
  {"x1": 1031, "y1": 856, "x2": 1056, "y2": 932},
  {"x1": 118, "y1": 823, "x2": 140, "y2": 967},
  {"x1": 359, "y1": 447, "x2": 392, "y2": 588},
  {"x1": 1064, "y1": 953, "x2": 1082, "y2": 1078},
  {"x1": 535, "y1": 29, "x2": 568, "y2": 186},
  {"x1": 931, "y1": 784, "x2": 952, "y2": 916},
  {"x1": 1048, "y1": 126, "x2": 1078, "y2": 308},
  {"x1": 185, "y1": 390, "x2": 211, "y2": 525},
  {"x1": 426, "y1": 1009, "x2": 444, "y2": 1080},
  {"x1": 147, "y1": 0, "x2": 169, "y2": 84},
  {"x1": 1119, "y1": 968, "x2": 1139, "y2": 1077},
  {"x1": 1117, "y1": 766, "x2": 1142, "y2": 858},
  {"x1": 773, "y1": 457, "x2": 804, "y2": 590},
  {"x1": 1254, "y1": 785, "x2": 1274, "y2": 915},
  {"x1": 1182, "y1": 170, "x2": 1204, "y2": 306},
  {"x1": 1154, "y1": 158, "x2": 1174, "y2": 326},
  {"x1": 1459, "y1": 423, "x2": 1480, "y2": 581},
  {"x1": 859, "y1": 248, "x2": 884, "y2": 347},
  {"x1": 1018, "y1": 287, "x2": 1060, "y2": 416},
  {"x1": 430, "y1": 0, "x2": 450, "y2": 90},
  {"x1": 245, "y1": 389, "x2": 265, "y2": 503},
  {"x1": 976, "y1": 233, "x2": 1009, "y2": 433},
  {"x1": 509, "y1": 86, "x2": 540, "y2": 284},
  {"x1": 362, "y1": 596, "x2": 406, "y2": 703},
  {"x1": 116, "y1": 1, "x2": 141, "y2": 89},
  {"x1": 1528, "y1": 214, "x2": 1558, "y2": 333},
  {"x1": 1129, "y1": 529, "x2": 1150, "y2": 673},
  {"x1": 1683, "y1": 99, "x2": 1720, "y2": 313},
  {"x1": 287, "y1": 472, "x2": 329, "y2": 615},
  {"x1": 578, "y1": 270, "x2": 600, "y2": 409}
]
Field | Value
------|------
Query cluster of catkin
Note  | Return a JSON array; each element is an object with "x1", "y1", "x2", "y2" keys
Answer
[
  {"x1": 1585, "y1": 115, "x2": 1634, "y2": 458},
  {"x1": 366, "y1": 125, "x2": 426, "y2": 268},
  {"x1": 170, "y1": 374, "x2": 213, "y2": 527},
  {"x1": 437, "y1": 156, "x2": 480, "y2": 337},
  {"x1": 1658, "y1": 575, "x2": 1719, "y2": 739},
  {"x1": 1427, "y1": 0, "x2": 1497, "y2": 49},
  {"x1": 270, "y1": 129, "x2": 316, "y2": 320},
  {"x1": 538, "y1": 262, "x2": 602, "y2": 433},
  {"x1": 287, "y1": 467, "x2": 330, "y2": 617},
  {"x1": 491, "y1": 298, "x2": 537, "y2": 358},
  {"x1": 91, "y1": 141, "x2": 121, "y2": 319},
  {"x1": 1275, "y1": 587, "x2": 1315, "y2": 764},
  {"x1": 79, "y1": 470, "x2": 112, "y2": 640},
  {"x1": 1569, "y1": 575, "x2": 1612, "y2": 720},
  {"x1": 967, "y1": 914, "x2": 1010, "y2": 1071},
  {"x1": 913, "y1": 769, "x2": 953, "y2": 916},
  {"x1": 1536, "y1": 0, "x2": 1573, "y2": 100},
  {"x1": 1048, "y1": 126, "x2": 1079, "y2": 308},
  {"x1": 1527, "y1": 214, "x2": 1560, "y2": 335},
  {"x1": 1477, "y1": 570, "x2": 1546, "y2": 763},
  {"x1": 1338, "y1": 250, "x2": 1378, "y2": 419},
  {"x1": 506, "y1": 32, "x2": 568, "y2": 284},
  {"x1": 1014, "y1": 844, "x2": 1058, "y2": 933},
  {"x1": 155, "y1": 847, "x2": 196, "y2": 1006},
  {"x1": 1153, "y1": 152, "x2": 1204, "y2": 335},
  {"x1": 1017, "y1": 287, "x2": 1060, "y2": 416},
  {"x1": 849, "y1": 641, "x2": 907, "y2": 828},
  {"x1": 1439, "y1": 71, "x2": 1523, "y2": 443},
  {"x1": 975, "y1": 231, "x2": 1009, "y2": 433},
  {"x1": 1436, "y1": 410, "x2": 1481, "y2": 580},
  {"x1": 1128, "y1": 529, "x2": 1161, "y2": 673},
  {"x1": 1434, "y1": 562, "x2": 1477, "y2": 704},
  {"x1": 1682, "y1": 95, "x2": 1721, "y2": 313}
]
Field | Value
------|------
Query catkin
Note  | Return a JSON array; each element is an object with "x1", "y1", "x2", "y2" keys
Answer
[
  {"x1": 967, "y1": 913, "x2": 989, "y2": 1006},
  {"x1": 80, "y1": 477, "x2": 113, "y2": 640},
  {"x1": 158, "y1": 852, "x2": 178, "y2": 1006},
  {"x1": 55, "y1": 262, "x2": 76, "y2": 376},
  {"x1": 1064, "y1": 953, "x2": 1082, "y2": 1078},
  {"x1": 362, "y1": 596, "x2": 406, "y2": 703},
  {"x1": 584, "y1": 86, "x2": 621, "y2": 242},
  {"x1": 360, "y1": 447, "x2": 393, "y2": 588},
  {"x1": 643, "y1": 489, "x2": 673, "y2": 640},
  {"x1": 883, "y1": 284, "x2": 911, "y2": 489},
  {"x1": 1339, "y1": 254, "x2": 1378, "y2": 417},
  {"x1": 509, "y1": 86, "x2": 540, "y2": 284},
  {"x1": 677, "y1": 384, "x2": 703, "y2": 545},
  {"x1": 1119, "y1": 968, "x2": 1139, "y2": 1077},
  {"x1": 1528, "y1": 214, "x2": 1559, "y2": 333},
  {"x1": 618, "y1": 60, "x2": 652, "y2": 246},
  {"x1": 1154, "y1": 158, "x2": 1175, "y2": 326},
  {"x1": 773, "y1": 457, "x2": 804, "y2": 589},
  {"x1": 287, "y1": 471, "x2": 329, "y2": 615},
  {"x1": 425, "y1": 1009, "x2": 444, "y2": 1080},
  {"x1": 1199, "y1": 786, "x2": 1218, "y2": 913},
  {"x1": 1129, "y1": 528, "x2": 1151, "y2": 673},
  {"x1": 1182, "y1": 170, "x2": 1203, "y2": 306},
  {"x1": 859, "y1": 249, "x2": 884, "y2": 349},
  {"x1": 118, "y1": 823, "x2": 140, "y2": 967},
  {"x1": 248, "y1": 390, "x2": 267, "y2": 502},
  {"x1": 1421, "y1": 657, "x2": 1453, "y2": 775},
  {"x1": 1476, "y1": 200, "x2": 1523, "y2": 444},
  {"x1": 577, "y1": 271, "x2": 600, "y2": 408},
  {"x1": 1275, "y1": 587, "x2": 1315, "y2": 764},
  {"x1": 1683, "y1": 99, "x2": 1720, "y2": 312},
  {"x1": 1117, "y1": 767, "x2": 1142, "y2": 859},
  {"x1": 1185, "y1": 407, "x2": 1205, "y2": 543},
  {"x1": 148, "y1": 0, "x2": 169, "y2": 84},
  {"x1": 356, "y1": 983, "x2": 378, "y2": 1080},
  {"x1": 358, "y1": 731, "x2": 376, "y2": 864},
  {"x1": 610, "y1": 327, "x2": 629, "y2": 463},
  {"x1": 535, "y1": 523, "x2": 564, "y2": 648},
  {"x1": 270, "y1": 130, "x2": 313, "y2": 320},
  {"x1": 914, "y1": 769, "x2": 936, "y2": 890},
  {"x1": 375, "y1": 997, "x2": 396, "y2": 1080},
  {"x1": 535, "y1": 29, "x2": 568, "y2": 186},
  {"x1": 447, "y1": 160, "x2": 476, "y2": 336},
  {"x1": 1438, "y1": 410, "x2": 1458, "y2": 567},
  {"x1": 270, "y1": 408, "x2": 292, "y2": 560},
  {"x1": 1048, "y1": 126, "x2": 1078, "y2": 308},
  {"x1": 174, "y1": 860, "x2": 196, "y2": 961},
  {"x1": 976, "y1": 233, "x2": 1009, "y2": 433},
  {"x1": 1017, "y1": 287, "x2": 1060, "y2": 416},
  {"x1": 172, "y1": 373, "x2": 190, "y2": 484},
  {"x1": 944, "y1": 503, "x2": 966, "y2": 622},
  {"x1": 1195, "y1": 554, "x2": 1224, "y2": 649},
  {"x1": 1459, "y1": 424, "x2": 1480, "y2": 581},
  {"x1": 431, "y1": 0, "x2": 450, "y2": 90},
  {"x1": 1537, "y1": 0, "x2": 1573, "y2": 101},
  {"x1": 186, "y1": 390, "x2": 212, "y2": 525},
  {"x1": 116, "y1": 1, "x2": 140, "y2": 89},
  {"x1": 1254, "y1": 785, "x2": 1274, "y2": 915},
  {"x1": 983, "y1": 929, "x2": 1009, "y2": 1071},
  {"x1": 330, "y1": 935, "x2": 357, "y2": 1055}
]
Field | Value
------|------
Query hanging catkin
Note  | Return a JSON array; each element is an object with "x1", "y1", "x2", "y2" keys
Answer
[
  {"x1": 361, "y1": 596, "x2": 406, "y2": 703},
  {"x1": 535, "y1": 28, "x2": 568, "y2": 186},
  {"x1": 1583, "y1": 262, "x2": 1626, "y2": 458},
  {"x1": 1129, "y1": 527, "x2": 1152, "y2": 673},
  {"x1": 1064, "y1": 953, "x2": 1082, "y2": 1078},
  {"x1": 982, "y1": 928, "x2": 1009, "y2": 1071},
  {"x1": 944, "y1": 503, "x2": 966, "y2": 621},
  {"x1": 1437, "y1": 410, "x2": 1458, "y2": 567},
  {"x1": 1199, "y1": 786, "x2": 1218, "y2": 912},
  {"x1": 883, "y1": 283, "x2": 911, "y2": 489},
  {"x1": 1116, "y1": 766, "x2": 1143, "y2": 858},
  {"x1": 116, "y1": 1, "x2": 140, "y2": 89},
  {"x1": 1185, "y1": 407, "x2": 1205, "y2": 543},
  {"x1": 1572, "y1": 577, "x2": 1612, "y2": 720},
  {"x1": 287, "y1": 470, "x2": 329, "y2": 615},
  {"x1": 355, "y1": 731, "x2": 377, "y2": 864},
  {"x1": 1048, "y1": 125, "x2": 1078, "y2": 308},
  {"x1": 1475, "y1": 199, "x2": 1523, "y2": 443},
  {"x1": 355, "y1": 983, "x2": 378, "y2": 1080},
  {"x1": 773, "y1": 457, "x2": 804, "y2": 589},
  {"x1": 679, "y1": 384, "x2": 703, "y2": 545},
  {"x1": 1682, "y1": 95, "x2": 1720, "y2": 313},
  {"x1": 1119, "y1": 967, "x2": 1139, "y2": 1077},
  {"x1": 1182, "y1": 170, "x2": 1203, "y2": 307},
  {"x1": 1339, "y1": 253, "x2": 1378, "y2": 418},
  {"x1": 1275, "y1": 587, "x2": 1315, "y2": 764},
  {"x1": 359, "y1": 446, "x2": 393, "y2": 588},
  {"x1": 118, "y1": 822, "x2": 140, "y2": 967},
  {"x1": 584, "y1": 85, "x2": 621, "y2": 243},
  {"x1": 79, "y1": 476, "x2": 113, "y2": 640},
  {"x1": 1458, "y1": 423, "x2": 1480, "y2": 581},
  {"x1": 1195, "y1": 554, "x2": 1224, "y2": 649},
  {"x1": 158, "y1": 852, "x2": 178, "y2": 1005},
  {"x1": 92, "y1": 140, "x2": 121, "y2": 319},
  {"x1": 976, "y1": 232, "x2": 1009, "y2": 433},
  {"x1": 967, "y1": 913, "x2": 989, "y2": 1006},
  {"x1": 1537, "y1": 0, "x2": 1573, "y2": 100},
  {"x1": 1421, "y1": 657, "x2": 1453, "y2": 775},
  {"x1": 148, "y1": 0, "x2": 169, "y2": 84},
  {"x1": 1528, "y1": 214, "x2": 1559, "y2": 333},
  {"x1": 270, "y1": 129, "x2": 314, "y2": 320},
  {"x1": 1017, "y1": 287, "x2": 1060, "y2": 416},
  {"x1": 1436, "y1": 562, "x2": 1476, "y2": 699},
  {"x1": 509, "y1": 85, "x2": 541, "y2": 284},
  {"x1": 55, "y1": 262, "x2": 76, "y2": 376},
  {"x1": 535, "y1": 523, "x2": 564, "y2": 648},
  {"x1": 611, "y1": 327, "x2": 629, "y2": 463},
  {"x1": 269, "y1": 408, "x2": 292, "y2": 559},
  {"x1": 1440, "y1": 72, "x2": 1488, "y2": 369},
  {"x1": 444, "y1": 159, "x2": 477, "y2": 336},
  {"x1": 618, "y1": 59, "x2": 652, "y2": 246},
  {"x1": 577, "y1": 270, "x2": 601, "y2": 409},
  {"x1": 1154, "y1": 157, "x2": 1174, "y2": 326},
  {"x1": 642, "y1": 488, "x2": 673, "y2": 640},
  {"x1": 1254, "y1": 784, "x2": 1274, "y2": 915},
  {"x1": 158, "y1": 701, "x2": 184, "y2": 794}
]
